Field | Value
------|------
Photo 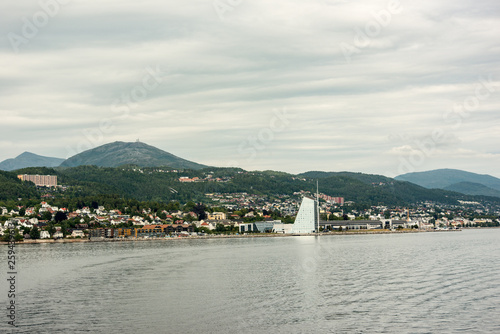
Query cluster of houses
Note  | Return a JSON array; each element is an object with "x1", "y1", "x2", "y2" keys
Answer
[
  {"x1": 89, "y1": 223, "x2": 195, "y2": 239},
  {"x1": 178, "y1": 174, "x2": 232, "y2": 183},
  {"x1": 0, "y1": 217, "x2": 82, "y2": 239},
  {"x1": 1, "y1": 196, "x2": 498, "y2": 240},
  {"x1": 206, "y1": 192, "x2": 300, "y2": 216},
  {"x1": 122, "y1": 166, "x2": 236, "y2": 183}
]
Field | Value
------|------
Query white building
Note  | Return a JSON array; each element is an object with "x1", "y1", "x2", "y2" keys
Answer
[
  {"x1": 40, "y1": 230, "x2": 51, "y2": 239},
  {"x1": 71, "y1": 230, "x2": 85, "y2": 238},
  {"x1": 272, "y1": 223, "x2": 293, "y2": 234},
  {"x1": 291, "y1": 197, "x2": 318, "y2": 234},
  {"x1": 208, "y1": 212, "x2": 226, "y2": 220}
]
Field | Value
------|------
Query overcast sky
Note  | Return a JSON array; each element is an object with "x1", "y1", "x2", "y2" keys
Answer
[{"x1": 1, "y1": 0, "x2": 499, "y2": 177}]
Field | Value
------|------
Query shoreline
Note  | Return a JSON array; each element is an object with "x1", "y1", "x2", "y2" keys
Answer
[{"x1": 0, "y1": 228, "x2": 465, "y2": 245}]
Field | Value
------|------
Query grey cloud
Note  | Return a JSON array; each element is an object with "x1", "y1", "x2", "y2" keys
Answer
[{"x1": 1, "y1": 0, "x2": 499, "y2": 177}]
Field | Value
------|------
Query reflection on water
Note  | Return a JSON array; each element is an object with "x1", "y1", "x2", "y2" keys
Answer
[{"x1": 2, "y1": 229, "x2": 500, "y2": 333}]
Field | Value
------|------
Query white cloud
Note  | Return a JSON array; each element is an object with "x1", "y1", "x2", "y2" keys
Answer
[{"x1": 1, "y1": 0, "x2": 499, "y2": 177}]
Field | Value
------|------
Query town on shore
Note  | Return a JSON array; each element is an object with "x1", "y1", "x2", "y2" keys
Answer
[{"x1": 1, "y1": 189, "x2": 498, "y2": 243}]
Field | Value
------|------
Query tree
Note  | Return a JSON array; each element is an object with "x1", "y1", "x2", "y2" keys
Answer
[
  {"x1": 61, "y1": 222, "x2": 69, "y2": 237},
  {"x1": 198, "y1": 226, "x2": 211, "y2": 234},
  {"x1": 166, "y1": 201, "x2": 180, "y2": 211},
  {"x1": 183, "y1": 201, "x2": 196, "y2": 213},
  {"x1": 41, "y1": 211, "x2": 52, "y2": 221},
  {"x1": 30, "y1": 226, "x2": 40, "y2": 239},
  {"x1": 193, "y1": 203, "x2": 207, "y2": 220},
  {"x1": 19, "y1": 208, "x2": 26, "y2": 216},
  {"x1": 54, "y1": 211, "x2": 67, "y2": 223},
  {"x1": 47, "y1": 223, "x2": 56, "y2": 237},
  {"x1": 183, "y1": 214, "x2": 195, "y2": 222}
]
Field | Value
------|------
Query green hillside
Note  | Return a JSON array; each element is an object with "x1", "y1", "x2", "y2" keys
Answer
[
  {"x1": 299, "y1": 171, "x2": 480, "y2": 205},
  {"x1": 60, "y1": 141, "x2": 207, "y2": 170},
  {"x1": 444, "y1": 182, "x2": 500, "y2": 198},
  {"x1": 2, "y1": 166, "x2": 500, "y2": 207},
  {"x1": 0, "y1": 170, "x2": 39, "y2": 201}
]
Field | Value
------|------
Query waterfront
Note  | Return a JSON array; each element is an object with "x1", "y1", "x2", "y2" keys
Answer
[
  {"x1": 0, "y1": 228, "x2": 431, "y2": 245},
  {"x1": 2, "y1": 229, "x2": 500, "y2": 333}
]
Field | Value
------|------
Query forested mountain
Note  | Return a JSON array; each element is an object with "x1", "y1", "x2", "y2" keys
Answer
[
  {"x1": 443, "y1": 182, "x2": 500, "y2": 198},
  {"x1": 0, "y1": 170, "x2": 39, "y2": 201},
  {"x1": 395, "y1": 169, "x2": 500, "y2": 198},
  {"x1": 60, "y1": 141, "x2": 207, "y2": 170},
  {"x1": 298, "y1": 171, "x2": 487, "y2": 205},
  {"x1": 2, "y1": 166, "x2": 499, "y2": 207}
]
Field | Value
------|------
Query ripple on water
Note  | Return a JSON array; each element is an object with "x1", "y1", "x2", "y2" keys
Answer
[{"x1": 4, "y1": 230, "x2": 500, "y2": 333}]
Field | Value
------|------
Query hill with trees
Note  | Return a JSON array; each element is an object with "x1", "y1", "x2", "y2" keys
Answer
[
  {"x1": 443, "y1": 182, "x2": 500, "y2": 198},
  {"x1": 395, "y1": 169, "x2": 500, "y2": 198},
  {"x1": 0, "y1": 170, "x2": 39, "y2": 201},
  {"x1": 2, "y1": 166, "x2": 499, "y2": 208},
  {"x1": 60, "y1": 141, "x2": 207, "y2": 170}
]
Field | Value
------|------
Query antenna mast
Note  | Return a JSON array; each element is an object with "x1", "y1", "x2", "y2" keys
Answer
[{"x1": 316, "y1": 180, "x2": 320, "y2": 234}]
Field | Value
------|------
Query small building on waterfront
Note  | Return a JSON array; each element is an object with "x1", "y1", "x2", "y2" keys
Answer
[
  {"x1": 40, "y1": 230, "x2": 51, "y2": 239},
  {"x1": 320, "y1": 219, "x2": 414, "y2": 231},
  {"x1": 71, "y1": 230, "x2": 85, "y2": 238},
  {"x1": 320, "y1": 220, "x2": 383, "y2": 230},
  {"x1": 239, "y1": 220, "x2": 281, "y2": 233}
]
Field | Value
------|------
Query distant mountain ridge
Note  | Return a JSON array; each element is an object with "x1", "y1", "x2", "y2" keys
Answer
[
  {"x1": 60, "y1": 141, "x2": 207, "y2": 170},
  {"x1": 443, "y1": 182, "x2": 500, "y2": 198},
  {"x1": 0, "y1": 152, "x2": 64, "y2": 171},
  {"x1": 395, "y1": 169, "x2": 500, "y2": 198}
]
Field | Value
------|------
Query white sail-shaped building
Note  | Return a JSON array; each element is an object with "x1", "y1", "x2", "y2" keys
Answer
[{"x1": 291, "y1": 196, "x2": 318, "y2": 233}]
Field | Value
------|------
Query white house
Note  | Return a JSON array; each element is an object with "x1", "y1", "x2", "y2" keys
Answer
[
  {"x1": 40, "y1": 230, "x2": 51, "y2": 239},
  {"x1": 18, "y1": 219, "x2": 33, "y2": 229},
  {"x1": 110, "y1": 219, "x2": 123, "y2": 225},
  {"x1": 199, "y1": 221, "x2": 216, "y2": 230},
  {"x1": 71, "y1": 230, "x2": 85, "y2": 238}
]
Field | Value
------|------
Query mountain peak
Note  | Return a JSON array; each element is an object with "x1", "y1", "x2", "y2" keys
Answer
[
  {"x1": 0, "y1": 152, "x2": 65, "y2": 171},
  {"x1": 60, "y1": 141, "x2": 207, "y2": 170},
  {"x1": 395, "y1": 169, "x2": 500, "y2": 198},
  {"x1": 17, "y1": 151, "x2": 39, "y2": 158}
]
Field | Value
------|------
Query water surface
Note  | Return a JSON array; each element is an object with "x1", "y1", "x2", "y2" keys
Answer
[{"x1": 2, "y1": 229, "x2": 500, "y2": 333}]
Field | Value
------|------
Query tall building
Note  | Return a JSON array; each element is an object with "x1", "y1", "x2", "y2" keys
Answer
[
  {"x1": 17, "y1": 174, "x2": 57, "y2": 187},
  {"x1": 332, "y1": 197, "x2": 344, "y2": 206},
  {"x1": 319, "y1": 194, "x2": 344, "y2": 205},
  {"x1": 291, "y1": 196, "x2": 318, "y2": 234}
]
